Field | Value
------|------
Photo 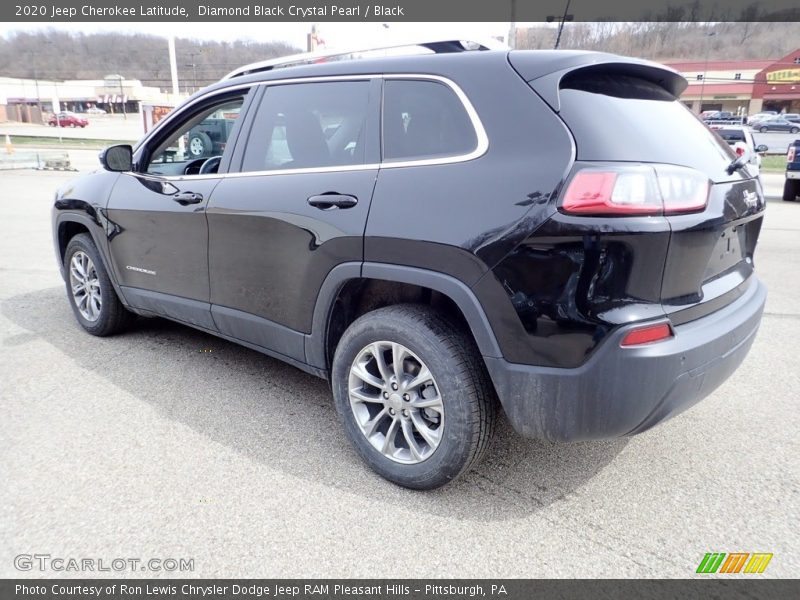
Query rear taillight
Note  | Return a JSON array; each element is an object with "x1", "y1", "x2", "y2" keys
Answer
[
  {"x1": 789, "y1": 147, "x2": 797, "y2": 163},
  {"x1": 561, "y1": 164, "x2": 710, "y2": 216},
  {"x1": 735, "y1": 146, "x2": 746, "y2": 157},
  {"x1": 620, "y1": 322, "x2": 674, "y2": 347}
]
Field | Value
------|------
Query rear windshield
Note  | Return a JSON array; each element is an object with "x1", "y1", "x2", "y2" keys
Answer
[
  {"x1": 557, "y1": 74, "x2": 738, "y2": 182},
  {"x1": 714, "y1": 129, "x2": 746, "y2": 143}
]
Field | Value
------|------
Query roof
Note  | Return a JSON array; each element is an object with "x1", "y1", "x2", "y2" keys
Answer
[{"x1": 664, "y1": 59, "x2": 775, "y2": 71}]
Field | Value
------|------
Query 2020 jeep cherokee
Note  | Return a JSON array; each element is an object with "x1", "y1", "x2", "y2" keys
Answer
[{"x1": 53, "y1": 45, "x2": 767, "y2": 489}]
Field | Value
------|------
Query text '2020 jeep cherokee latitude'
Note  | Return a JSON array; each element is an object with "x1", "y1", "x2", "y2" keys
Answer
[{"x1": 53, "y1": 42, "x2": 767, "y2": 489}]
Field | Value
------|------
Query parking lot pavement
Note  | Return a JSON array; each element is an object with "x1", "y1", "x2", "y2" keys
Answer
[
  {"x1": 752, "y1": 130, "x2": 799, "y2": 154},
  {"x1": 1, "y1": 168, "x2": 798, "y2": 579}
]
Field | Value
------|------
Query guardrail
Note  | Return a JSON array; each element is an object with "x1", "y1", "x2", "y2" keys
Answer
[{"x1": 0, "y1": 150, "x2": 76, "y2": 171}]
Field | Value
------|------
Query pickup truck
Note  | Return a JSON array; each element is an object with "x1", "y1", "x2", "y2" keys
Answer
[
  {"x1": 785, "y1": 139, "x2": 800, "y2": 201},
  {"x1": 701, "y1": 110, "x2": 741, "y2": 124}
]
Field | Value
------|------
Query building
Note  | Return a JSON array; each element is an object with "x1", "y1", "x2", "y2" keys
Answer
[
  {"x1": 0, "y1": 75, "x2": 180, "y2": 123},
  {"x1": 665, "y1": 48, "x2": 800, "y2": 115}
]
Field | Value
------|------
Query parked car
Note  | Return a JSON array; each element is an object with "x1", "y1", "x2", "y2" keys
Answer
[
  {"x1": 752, "y1": 117, "x2": 800, "y2": 133},
  {"x1": 51, "y1": 45, "x2": 767, "y2": 489},
  {"x1": 784, "y1": 139, "x2": 800, "y2": 201},
  {"x1": 745, "y1": 111, "x2": 777, "y2": 125},
  {"x1": 85, "y1": 107, "x2": 107, "y2": 115},
  {"x1": 48, "y1": 112, "x2": 88, "y2": 128},
  {"x1": 709, "y1": 125, "x2": 767, "y2": 176},
  {"x1": 701, "y1": 110, "x2": 739, "y2": 123}
]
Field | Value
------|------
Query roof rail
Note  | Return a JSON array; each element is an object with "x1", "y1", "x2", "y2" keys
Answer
[{"x1": 221, "y1": 36, "x2": 508, "y2": 80}]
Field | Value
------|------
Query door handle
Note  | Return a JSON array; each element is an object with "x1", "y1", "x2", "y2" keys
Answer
[
  {"x1": 307, "y1": 194, "x2": 358, "y2": 210},
  {"x1": 173, "y1": 192, "x2": 204, "y2": 205}
]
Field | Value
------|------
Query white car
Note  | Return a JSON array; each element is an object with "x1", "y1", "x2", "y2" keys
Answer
[
  {"x1": 85, "y1": 107, "x2": 106, "y2": 114},
  {"x1": 746, "y1": 111, "x2": 777, "y2": 125},
  {"x1": 710, "y1": 124, "x2": 767, "y2": 176}
]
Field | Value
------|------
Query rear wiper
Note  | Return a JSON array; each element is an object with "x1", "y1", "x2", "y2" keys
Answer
[{"x1": 726, "y1": 155, "x2": 748, "y2": 175}]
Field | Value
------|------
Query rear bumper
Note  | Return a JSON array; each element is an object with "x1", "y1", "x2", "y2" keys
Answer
[{"x1": 484, "y1": 277, "x2": 766, "y2": 442}]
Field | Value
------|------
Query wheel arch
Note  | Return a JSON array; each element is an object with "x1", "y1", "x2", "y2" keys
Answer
[
  {"x1": 305, "y1": 262, "x2": 503, "y2": 373},
  {"x1": 55, "y1": 214, "x2": 128, "y2": 305}
]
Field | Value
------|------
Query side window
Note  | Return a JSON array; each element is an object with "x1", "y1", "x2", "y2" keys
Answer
[
  {"x1": 241, "y1": 81, "x2": 370, "y2": 172},
  {"x1": 382, "y1": 79, "x2": 478, "y2": 162},
  {"x1": 145, "y1": 96, "x2": 245, "y2": 175}
]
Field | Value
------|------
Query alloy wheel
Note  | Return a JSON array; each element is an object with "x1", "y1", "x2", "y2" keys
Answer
[
  {"x1": 348, "y1": 341, "x2": 444, "y2": 464},
  {"x1": 69, "y1": 251, "x2": 102, "y2": 321}
]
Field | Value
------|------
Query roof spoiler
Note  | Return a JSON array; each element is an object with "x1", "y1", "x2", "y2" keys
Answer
[
  {"x1": 222, "y1": 37, "x2": 508, "y2": 80},
  {"x1": 508, "y1": 51, "x2": 687, "y2": 112}
]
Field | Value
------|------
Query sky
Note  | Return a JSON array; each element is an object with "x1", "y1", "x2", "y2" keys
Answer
[{"x1": 0, "y1": 22, "x2": 532, "y2": 50}]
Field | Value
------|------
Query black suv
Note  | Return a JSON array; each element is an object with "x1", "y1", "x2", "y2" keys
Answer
[{"x1": 52, "y1": 46, "x2": 767, "y2": 489}]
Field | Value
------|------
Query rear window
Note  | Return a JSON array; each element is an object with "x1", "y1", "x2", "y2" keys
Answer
[
  {"x1": 557, "y1": 73, "x2": 738, "y2": 182},
  {"x1": 715, "y1": 129, "x2": 746, "y2": 143}
]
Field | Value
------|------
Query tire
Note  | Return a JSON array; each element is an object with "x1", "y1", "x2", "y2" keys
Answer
[
  {"x1": 791, "y1": 127, "x2": 799, "y2": 134},
  {"x1": 188, "y1": 131, "x2": 212, "y2": 158},
  {"x1": 760, "y1": 126, "x2": 768, "y2": 133},
  {"x1": 331, "y1": 304, "x2": 497, "y2": 490},
  {"x1": 783, "y1": 179, "x2": 800, "y2": 202},
  {"x1": 63, "y1": 233, "x2": 134, "y2": 336}
]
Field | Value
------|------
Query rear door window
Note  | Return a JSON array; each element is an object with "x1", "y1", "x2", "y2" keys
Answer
[
  {"x1": 382, "y1": 79, "x2": 478, "y2": 162},
  {"x1": 240, "y1": 80, "x2": 371, "y2": 172}
]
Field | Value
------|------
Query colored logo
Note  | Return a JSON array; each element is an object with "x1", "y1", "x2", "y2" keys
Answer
[{"x1": 696, "y1": 552, "x2": 773, "y2": 574}]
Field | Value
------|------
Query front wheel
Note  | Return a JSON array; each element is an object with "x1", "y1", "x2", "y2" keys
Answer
[
  {"x1": 760, "y1": 126, "x2": 768, "y2": 132},
  {"x1": 791, "y1": 127, "x2": 799, "y2": 134},
  {"x1": 784, "y1": 179, "x2": 800, "y2": 202},
  {"x1": 332, "y1": 305, "x2": 497, "y2": 490},
  {"x1": 64, "y1": 233, "x2": 134, "y2": 336}
]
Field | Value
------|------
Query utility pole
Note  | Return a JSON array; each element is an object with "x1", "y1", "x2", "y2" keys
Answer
[
  {"x1": 547, "y1": 0, "x2": 574, "y2": 50},
  {"x1": 118, "y1": 75, "x2": 127, "y2": 120},
  {"x1": 32, "y1": 62, "x2": 42, "y2": 124},
  {"x1": 699, "y1": 31, "x2": 717, "y2": 114},
  {"x1": 187, "y1": 50, "x2": 201, "y2": 93},
  {"x1": 168, "y1": 36, "x2": 180, "y2": 100}
]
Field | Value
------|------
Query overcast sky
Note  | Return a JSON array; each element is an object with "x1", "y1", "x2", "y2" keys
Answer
[{"x1": 0, "y1": 22, "x2": 532, "y2": 49}]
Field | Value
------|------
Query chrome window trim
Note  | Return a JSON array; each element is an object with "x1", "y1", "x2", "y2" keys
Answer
[{"x1": 130, "y1": 73, "x2": 488, "y2": 182}]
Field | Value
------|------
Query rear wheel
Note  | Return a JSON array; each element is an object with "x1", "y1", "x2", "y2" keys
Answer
[
  {"x1": 791, "y1": 127, "x2": 799, "y2": 134},
  {"x1": 784, "y1": 179, "x2": 800, "y2": 202},
  {"x1": 331, "y1": 304, "x2": 496, "y2": 490},
  {"x1": 64, "y1": 233, "x2": 134, "y2": 336},
  {"x1": 760, "y1": 126, "x2": 768, "y2": 132}
]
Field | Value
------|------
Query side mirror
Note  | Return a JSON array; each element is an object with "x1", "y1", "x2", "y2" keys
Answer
[
  {"x1": 756, "y1": 144, "x2": 768, "y2": 153},
  {"x1": 99, "y1": 144, "x2": 133, "y2": 171}
]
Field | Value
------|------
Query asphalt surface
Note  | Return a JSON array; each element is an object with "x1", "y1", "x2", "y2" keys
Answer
[{"x1": 0, "y1": 164, "x2": 798, "y2": 579}]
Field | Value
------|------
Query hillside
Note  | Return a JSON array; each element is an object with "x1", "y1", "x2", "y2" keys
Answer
[
  {"x1": 516, "y1": 22, "x2": 800, "y2": 61},
  {"x1": 0, "y1": 30, "x2": 299, "y2": 91},
  {"x1": 2, "y1": 24, "x2": 799, "y2": 92}
]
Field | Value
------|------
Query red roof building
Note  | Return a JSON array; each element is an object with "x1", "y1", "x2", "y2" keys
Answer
[{"x1": 664, "y1": 49, "x2": 800, "y2": 115}]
